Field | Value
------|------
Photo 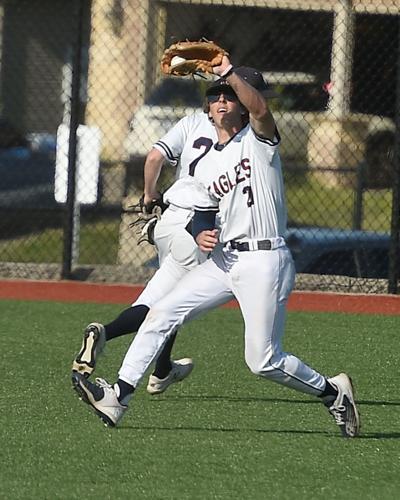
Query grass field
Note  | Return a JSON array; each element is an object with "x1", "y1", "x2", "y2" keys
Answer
[{"x1": 1, "y1": 299, "x2": 400, "y2": 499}]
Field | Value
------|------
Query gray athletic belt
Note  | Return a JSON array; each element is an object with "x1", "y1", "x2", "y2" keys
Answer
[{"x1": 228, "y1": 237, "x2": 285, "y2": 251}]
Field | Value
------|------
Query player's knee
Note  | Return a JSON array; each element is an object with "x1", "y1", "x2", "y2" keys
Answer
[
  {"x1": 246, "y1": 352, "x2": 288, "y2": 382},
  {"x1": 143, "y1": 306, "x2": 182, "y2": 337},
  {"x1": 246, "y1": 361, "x2": 280, "y2": 380},
  {"x1": 143, "y1": 307, "x2": 169, "y2": 331},
  {"x1": 245, "y1": 358, "x2": 266, "y2": 376},
  {"x1": 245, "y1": 352, "x2": 274, "y2": 377}
]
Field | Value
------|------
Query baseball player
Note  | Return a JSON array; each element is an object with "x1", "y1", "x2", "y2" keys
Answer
[
  {"x1": 72, "y1": 97, "x2": 227, "y2": 394},
  {"x1": 72, "y1": 61, "x2": 360, "y2": 438}
]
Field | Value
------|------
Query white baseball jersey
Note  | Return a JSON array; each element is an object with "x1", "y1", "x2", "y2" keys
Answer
[
  {"x1": 154, "y1": 113, "x2": 217, "y2": 209},
  {"x1": 133, "y1": 112, "x2": 218, "y2": 308},
  {"x1": 191, "y1": 124, "x2": 287, "y2": 243}
]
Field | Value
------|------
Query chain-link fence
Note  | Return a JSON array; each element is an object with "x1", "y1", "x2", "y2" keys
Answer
[{"x1": 0, "y1": 0, "x2": 399, "y2": 293}]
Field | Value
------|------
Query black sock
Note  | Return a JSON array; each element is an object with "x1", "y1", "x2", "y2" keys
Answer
[
  {"x1": 319, "y1": 380, "x2": 338, "y2": 406},
  {"x1": 104, "y1": 305, "x2": 149, "y2": 340},
  {"x1": 152, "y1": 332, "x2": 178, "y2": 379},
  {"x1": 116, "y1": 379, "x2": 135, "y2": 405}
]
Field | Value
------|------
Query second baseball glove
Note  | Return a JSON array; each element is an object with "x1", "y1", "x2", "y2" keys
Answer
[
  {"x1": 127, "y1": 193, "x2": 168, "y2": 246},
  {"x1": 161, "y1": 40, "x2": 228, "y2": 76}
]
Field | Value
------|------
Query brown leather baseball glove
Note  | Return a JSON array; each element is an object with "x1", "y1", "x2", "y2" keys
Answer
[{"x1": 161, "y1": 40, "x2": 228, "y2": 76}]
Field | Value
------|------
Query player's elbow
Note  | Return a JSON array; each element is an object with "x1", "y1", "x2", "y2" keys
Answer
[
  {"x1": 146, "y1": 147, "x2": 164, "y2": 165},
  {"x1": 250, "y1": 113, "x2": 276, "y2": 141},
  {"x1": 251, "y1": 102, "x2": 270, "y2": 121}
]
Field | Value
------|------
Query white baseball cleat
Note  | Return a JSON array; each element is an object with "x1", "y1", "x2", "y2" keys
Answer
[
  {"x1": 72, "y1": 323, "x2": 106, "y2": 378},
  {"x1": 147, "y1": 358, "x2": 194, "y2": 395},
  {"x1": 327, "y1": 373, "x2": 360, "y2": 438},
  {"x1": 72, "y1": 372, "x2": 127, "y2": 427}
]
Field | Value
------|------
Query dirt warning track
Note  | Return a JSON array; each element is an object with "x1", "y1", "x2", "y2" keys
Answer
[{"x1": 0, "y1": 279, "x2": 399, "y2": 315}]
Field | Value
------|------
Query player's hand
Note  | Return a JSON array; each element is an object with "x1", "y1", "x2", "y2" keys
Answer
[
  {"x1": 142, "y1": 192, "x2": 163, "y2": 214},
  {"x1": 212, "y1": 55, "x2": 232, "y2": 76},
  {"x1": 196, "y1": 229, "x2": 219, "y2": 252},
  {"x1": 143, "y1": 192, "x2": 160, "y2": 207}
]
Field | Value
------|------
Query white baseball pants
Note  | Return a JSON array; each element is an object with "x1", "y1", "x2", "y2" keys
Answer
[
  {"x1": 131, "y1": 205, "x2": 207, "y2": 308},
  {"x1": 119, "y1": 243, "x2": 327, "y2": 396}
]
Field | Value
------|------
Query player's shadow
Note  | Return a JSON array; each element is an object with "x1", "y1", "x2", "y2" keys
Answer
[
  {"x1": 120, "y1": 424, "x2": 400, "y2": 439},
  {"x1": 122, "y1": 424, "x2": 331, "y2": 435},
  {"x1": 357, "y1": 432, "x2": 400, "y2": 439},
  {"x1": 130, "y1": 394, "x2": 400, "y2": 439},
  {"x1": 150, "y1": 394, "x2": 400, "y2": 407}
]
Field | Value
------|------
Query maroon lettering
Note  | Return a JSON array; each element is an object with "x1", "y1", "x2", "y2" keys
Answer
[
  {"x1": 226, "y1": 171, "x2": 235, "y2": 190},
  {"x1": 210, "y1": 158, "x2": 252, "y2": 200},
  {"x1": 241, "y1": 158, "x2": 251, "y2": 177},
  {"x1": 212, "y1": 181, "x2": 223, "y2": 199},
  {"x1": 218, "y1": 174, "x2": 230, "y2": 194},
  {"x1": 234, "y1": 163, "x2": 246, "y2": 184}
]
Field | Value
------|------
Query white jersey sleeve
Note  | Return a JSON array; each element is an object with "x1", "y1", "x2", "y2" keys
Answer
[{"x1": 153, "y1": 115, "x2": 192, "y2": 167}]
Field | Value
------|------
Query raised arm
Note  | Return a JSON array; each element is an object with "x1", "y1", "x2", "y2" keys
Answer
[{"x1": 214, "y1": 56, "x2": 276, "y2": 140}]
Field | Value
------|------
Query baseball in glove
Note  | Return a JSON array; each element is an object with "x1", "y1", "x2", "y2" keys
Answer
[{"x1": 161, "y1": 40, "x2": 228, "y2": 77}]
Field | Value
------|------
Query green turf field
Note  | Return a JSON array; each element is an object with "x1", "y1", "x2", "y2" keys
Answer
[{"x1": 1, "y1": 299, "x2": 399, "y2": 499}]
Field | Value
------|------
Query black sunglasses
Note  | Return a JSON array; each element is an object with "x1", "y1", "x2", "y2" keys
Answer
[{"x1": 207, "y1": 92, "x2": 238, "y2": 103}]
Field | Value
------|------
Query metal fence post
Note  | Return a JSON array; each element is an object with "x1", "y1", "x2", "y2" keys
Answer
[
  {"x1": 61, "y1": 0, "x2": 87, "y2": 280},
  {"x1": 388, "y1": 18, "x2": 400, "y2": 294},
  {"x1": 352, "y1": 161, "x2": 365, "y2": 230}
]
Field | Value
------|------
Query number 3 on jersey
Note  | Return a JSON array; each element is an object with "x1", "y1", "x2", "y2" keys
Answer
[{"x1": 243, "y1": 185, "x2": 254, "y2": 207}]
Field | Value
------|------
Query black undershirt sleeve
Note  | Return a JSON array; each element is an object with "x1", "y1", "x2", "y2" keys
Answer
[{"x1": 192, "y1": 210, "x2": 217, "y2": 240}]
